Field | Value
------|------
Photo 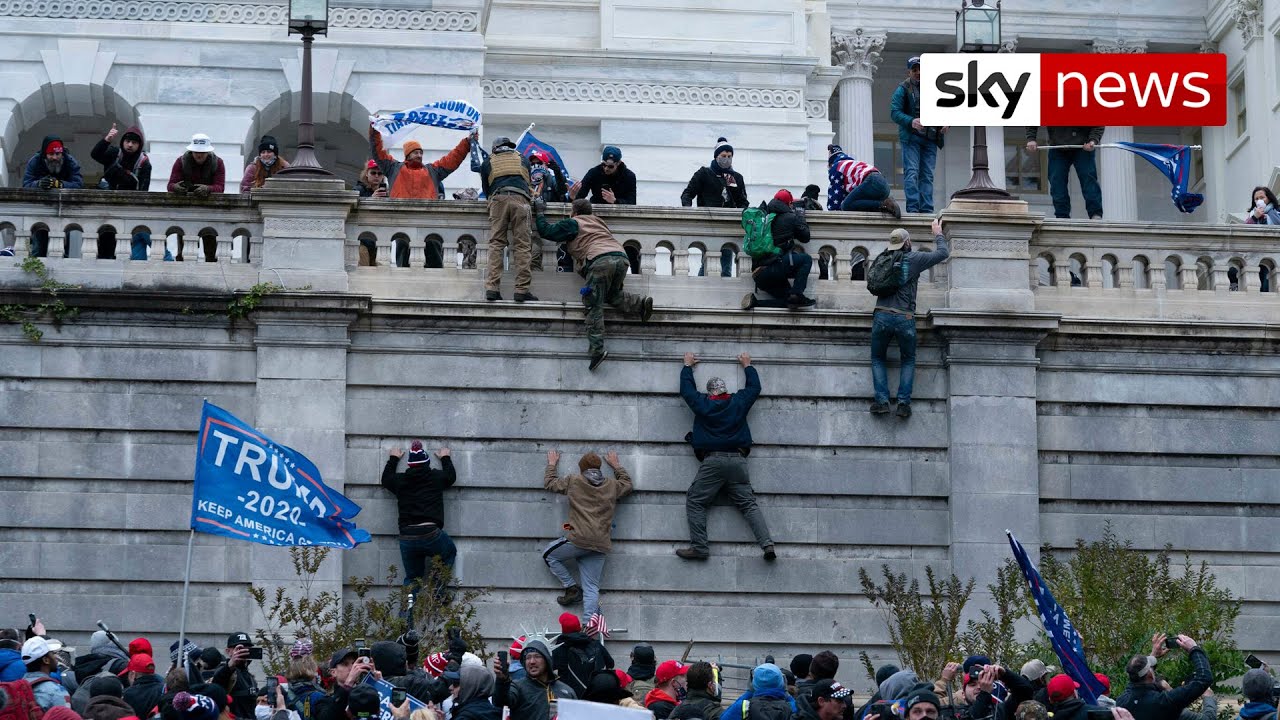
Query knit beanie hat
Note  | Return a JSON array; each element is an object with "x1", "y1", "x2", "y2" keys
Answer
[
  {"x1": 578, "y1": 452, "x2": 602, "y2": 472},
  {"x1": 713, "y1": 137, "x2": 733, "y2": 158},
  {"x1": 422, "y1": 652, "x2": 448, "y2": 678},
  {"x1": 173, "y1": 693, "x2": 219, "y2": 720},
  {"x1": 827, "y1": 143, "x2": 843, "y2": 157},
  {"x1": 602, "y1": 146, "x2": 622, "y2": 162},
  {"x1": 403, "y1": 140, "x2": 423, "y2": 157},
  {"x1": 258, "y1": 135, "x2": 280, "y2": 154},
  {"x1": 803, "y1": 184, "x2": 821, "y2": 200},
  {"x1": 407, "y1": 440, "x2": 428, "y2": 466},
  {"x1": 706, "y1": 377, "x2": 727, "y2": 395},
  {"x1": 905, "y1": 690, "x2": 941, "y2": 714},
  {"x1": 559, "y1": 612, "x2": 582, "y2": 634},
  {"x1": 90, "y1": 676, "x2": 125, "y2": 698},
  {"x1": 289, "y1": 639, "x2": 313, "y2": 659},
  {"x1": 509, "y1": 637, "x2": 525, "y2": 660}
]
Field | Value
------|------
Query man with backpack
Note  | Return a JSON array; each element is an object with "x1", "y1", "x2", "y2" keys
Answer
[
  {"x1": 867, "y1": 220, "x2": 949, "y2": 418},
  {"x1": 551, "y1": 613, "x2": 614, "y2": 698},
  {"x1": 741, "y1": 189, "x2": 814, "y2": 310},
  {"x1": 22, "y1": 636, "x2": 71, "y2": 710}
]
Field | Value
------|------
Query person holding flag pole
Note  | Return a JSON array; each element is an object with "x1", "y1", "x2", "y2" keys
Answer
[{"x1": 1031, "y1": 143, "x2": 1204, "y2": 214}]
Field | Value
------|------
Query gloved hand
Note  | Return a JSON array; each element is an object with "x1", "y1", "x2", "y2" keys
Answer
[
  {"x1": 192, "y1": 184, "x2": 211, "y2": 198},
  {"x1": 172, "y1": 182, "x2": 190, "y2": 195},
  {"x1": 532, "y1": 197, "x2": 547, "y2": 215},
  {"x1": 445, "y1": 627, "x2": 466, "y2": 663},
  {"x1": 49, "y1": 178, "x2": 63, "y2": 189},
  {"x1": 37, "y1": 176, "x2": 55, "y2": 190}
]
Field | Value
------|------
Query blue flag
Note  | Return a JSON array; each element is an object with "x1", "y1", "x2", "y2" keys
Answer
[
  {"x1": 360, "y1": 674, "x2": 427, "y2": 720},
  {"x1": 1007, "y1": 531, "x2": 1107, "y2": 704},
  {"x1": 516, "y1": 130, "x2": 575, "y2": 184},
  {"x1": 1113, "y1": 142, "x2": 1204, "y2": 214},
  {"x1": 191, "y1": 401, "x2": 371, "y2": 549}
]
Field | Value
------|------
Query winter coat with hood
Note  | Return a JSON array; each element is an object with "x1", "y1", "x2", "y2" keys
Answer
[
  {"x1": 753, "y1": 197, "x2": 810, "y2": 265},
  {"x1": 91, "y1": 126, "x2": 151, "y2": 191},
  {"x1": 1049, "y1": 697, "x2": 1096, "y2": 720},
  {"x1": 1117, "y1": 647, "x2": 1212, "y2": 720},
  {"x1": 494, "y1": 640, "x2": 576, "y2": 720},
  {"x1": 72, "y1": 634, "x2": 132, "y2": 713},
  {"x1": 124, "y1": 672, "x2": 166, "y2": 719},
  {"x1": 544, "y1": 463, "x2": 633, "y2": 554},
  {"x1": 720, "y1": 664, "x2": 795, "y2": 720},
  {"x1": 23, "y1": 135, "x2": 84, "y2": 189},
  {"x1": 645, "y1": 687, "x2": 679, "y2": 719},
  {"x1": 0, "y1": 647, "x2": 24, "y2": 681},
  {"x1": 680, "y1": 163, "x2": 748, "y2": 209},
  {"x1": 380, "y1": 454, "x2": 456, "y2": 530},
  {"x1": 451, "y1": 664, "x2": 501, "y2": 720},
  {"x1": 369, "y1": 641, "x2": 443, "y2": 704},
  {"x1": 680, "y1": 364, "x2": 761, "y2": 454},
  {"x1": 84, "y1": 694, "x2": 136, "y2": 720},
  {"x1": 369, "y1": 130, "x2": 471, "y2": 200}
]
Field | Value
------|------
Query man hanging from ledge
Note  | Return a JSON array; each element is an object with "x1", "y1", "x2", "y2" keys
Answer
[{"x1": 533, "y1": 198, "x2": 654, "y2": 370}]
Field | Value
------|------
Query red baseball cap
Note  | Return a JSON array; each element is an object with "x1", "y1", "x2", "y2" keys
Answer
[
  {"x1": 774, "y1": 189, "x2": 794, "y2": 205},
  {"x1": 1047, "y1": 674, "x2": 1080, "y2": 703},
  {"x1": 119, "y1": 654, "x2": 155, "y2": 676},
  {"x1": 615, "y1": 669, "x2": 634, "y2": 687},
  {"x1": 1094, "y1": 673, "x2": 1111, "y2": 694},
  {"x1": 655, "y1": 660, "x2": 689, "y2": 685}
]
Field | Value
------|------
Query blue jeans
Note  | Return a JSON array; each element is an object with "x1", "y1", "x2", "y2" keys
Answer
[
  {"x1": 1047, "y1": 149, "x2": 1103, "y2": 218},
  {"x1": 839, "y1": 172, "x2": 890, "y2": 212},
  {"x1": 399, "y1": 528, "x2": 457, "y2": 600},
  {"x1": 130, "y1": 231, "x2": 152, "y2": 260},
  {"x1": 753, "y1": 251, "x2": 812, "y2": 306},
  {"x1": 870, "y1": 311, "x2": 918, "y2": 405},
  {"x1": 901, "y1": 135, "x2": 938, "y2": 214}
]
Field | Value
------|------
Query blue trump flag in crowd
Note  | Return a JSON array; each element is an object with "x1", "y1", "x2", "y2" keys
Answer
[
  {"x1": 371, "y1": 100, "x2": 482, "y2": 146},
  {"x1": 1007, "y1": 530, "x2": 1107, "y2": 703},
  {"x1": 516, "y1": 130, "x2": 575, "y2": 183},
  {"x1": 361, "y1": 674, "x2": 427, "y2": 720},
  {"x1": 191, "y1": 401, "x2": 371, "y2": 548},
  {"x1": 1113, "y1": 142, "x2": 1204, "y2": 214}
]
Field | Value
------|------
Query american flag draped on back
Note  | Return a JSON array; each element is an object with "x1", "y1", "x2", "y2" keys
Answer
[{"x1": 1007, "y1": 531, "x2": 1108, "y2": 704}]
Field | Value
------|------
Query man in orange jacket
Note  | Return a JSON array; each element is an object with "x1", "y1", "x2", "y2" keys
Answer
[{"x1": 368, "y1": 127, "x2": 475, "y2": 266}]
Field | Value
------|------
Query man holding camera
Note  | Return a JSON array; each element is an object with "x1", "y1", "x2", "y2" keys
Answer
[
  {"x1": 211, "y1": 633, "x2": 260, "y2": 719},
  {"x1": 1118, "y1": 633, "x2": 1211, "y2": 720},
  {"x1": 890, "y1": 56, "x2": 946, "y2": 215}
]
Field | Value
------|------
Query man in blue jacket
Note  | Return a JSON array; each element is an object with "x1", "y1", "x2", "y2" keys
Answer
[
  {"x1": 22, "y1": 135, "x2": 84, "y2": 257},
  {"x1": 890, "y1": 56, "x2": 946, "y2": 214},
  {"x1": 675, "y1": 351, "x2": 775, "y2": 562}
]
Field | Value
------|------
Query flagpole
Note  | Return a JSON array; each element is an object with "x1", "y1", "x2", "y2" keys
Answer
[
  {"x1": 514, "y1": 122, "x2": 535, "y2": 148},
  {"x1": 175, "y1": 527, "x2": 195, "y2": 670},
  {"x1": 1034, "y1": 144, "x2": 1202, "y2": 150}
]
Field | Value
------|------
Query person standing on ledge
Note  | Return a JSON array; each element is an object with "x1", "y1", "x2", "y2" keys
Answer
[
  {"x1": 674, "y1": 352, "x2": 775, "y2": 562},
  {"x1": 680, "y1": 137, "x2": 748, "y2": 209},
  {"x1": 867, "y1": 219, "x2": 949, "y2": 419},
  {"x1": 573, "y1": 146, "x2": 637, "y2": 205},
  {"x1": 1025, "y1": 124, "x2": 1104, "y2": 219},
  {"x1": 479, "y1": 136, "x2": 536, "y2": 303},
  {"x1": 383, "y1": 440, "x2": 457, "y2": 609}
]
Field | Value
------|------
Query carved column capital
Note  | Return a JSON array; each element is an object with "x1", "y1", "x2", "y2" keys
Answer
[
  {"x1": 831, "y1": 28, "x2": 886, "y2": 79},
  {"x1": 1231, "y1": 0, "x2": 1263, "y2": 44},
  {"x1": 1092, "y1": 38, "x2": 1148, "y2": 53},
  {"x1": 1198, "y1": 40, "x2": 1219, "y2": 54}
]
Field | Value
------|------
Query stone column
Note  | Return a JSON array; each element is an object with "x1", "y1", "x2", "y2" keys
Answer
[
  {"x1": 831, "y1": 28, "x2": 885, "y2": 163},
  {"x1": 253, "y1": 177, "x2": 359, "y2": 291},
  {"x1": 1093, "y1": 39, "x2": 1146, "y2": 221}
]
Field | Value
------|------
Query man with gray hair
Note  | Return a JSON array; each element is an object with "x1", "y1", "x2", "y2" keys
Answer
[
  {"x1": 674, "y1": 351, "x2": 774, "y2": 562},
  {"x1": 1118, "y1": 633, "x2": 1211, "y2": 720}
]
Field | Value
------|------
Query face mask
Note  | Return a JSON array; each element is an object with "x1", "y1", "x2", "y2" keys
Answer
[
  {"x1": 676, "y1": 684, "x2": 688, "y2": 701},
  {"x1": 256, "y1": 706, "x2": 274, "y2": 720},
  {"x1": 716, "y1": 156, "x2": 732, "y2": 170},
  {"x1": 262, "y1": 156, "x2": 277, "y2": 168}
]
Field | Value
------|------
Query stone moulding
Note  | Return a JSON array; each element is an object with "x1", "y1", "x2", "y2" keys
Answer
[
  {"x1": 805, "y1": 99, "x2": 828, "y2": 119},
  {"x1": 0, "y1": 0, "x2": 479, "y2": 30},
  {"x1": 481, "y1": 79, "x2": 804, "y2": 109}
]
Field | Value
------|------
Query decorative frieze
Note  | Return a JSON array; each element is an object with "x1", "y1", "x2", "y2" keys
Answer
[
  {"x1": 482, "y1": 79, "x2": 803, "y2": 110},
  {"x1": 0, "y1": 0, "x2": 478, "y2": 30}
]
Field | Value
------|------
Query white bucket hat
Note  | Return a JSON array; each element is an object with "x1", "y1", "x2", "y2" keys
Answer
[{"x1": 187, "y1": 133, "x2": 215, "y2": 153}]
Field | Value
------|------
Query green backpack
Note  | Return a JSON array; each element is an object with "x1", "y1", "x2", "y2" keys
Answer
[{"x1": 741, "y1": 207, "x2": 779, "y2": 260}]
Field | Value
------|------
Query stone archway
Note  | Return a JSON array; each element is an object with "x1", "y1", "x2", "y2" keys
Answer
[{"x1": 245, "y1": 88, "x2": 374, "y2": 187}]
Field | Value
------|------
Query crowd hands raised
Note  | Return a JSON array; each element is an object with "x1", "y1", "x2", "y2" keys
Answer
[{"x1": 3, "y1": 611, "x2": 1241, "y2": 720}]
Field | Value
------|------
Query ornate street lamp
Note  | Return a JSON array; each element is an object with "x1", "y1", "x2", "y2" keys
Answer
[
  {"x1": 276, "y1": 0, "x2": 334, "y2": 176},
  {"x1": 951, "y1": 0, "x2": 1013, "y2": 200}
]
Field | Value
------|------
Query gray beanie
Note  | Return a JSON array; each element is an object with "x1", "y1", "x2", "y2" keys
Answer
[
  {"x1": 706, "y1": 377, "x2": 727, "y2": 395},
  {"x1": 1243, "y1": 669, "x2": 1274, "y2": 701}
]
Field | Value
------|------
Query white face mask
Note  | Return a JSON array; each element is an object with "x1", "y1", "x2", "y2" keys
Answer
[{"x1": 256, "y1": 706, "x2": 275, "y2": 720}]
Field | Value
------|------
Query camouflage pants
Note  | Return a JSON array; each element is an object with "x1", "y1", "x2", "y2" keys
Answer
[{"x1": 583, "y1": 254, "x2": 645, "y2": 356}]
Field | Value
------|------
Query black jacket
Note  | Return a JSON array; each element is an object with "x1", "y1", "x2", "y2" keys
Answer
[
  {"x1": 381, "y1": 455, "x2": 456, "y2": 529},
  {"x1": 680, "y1": 365, "x2": 760, "y2": 453},
  {"x1": 91, "y1": 129, "x2": 151, "y2": 191},
  {"x1": 312, "y1": 684, "x2": 351, "y2": 720},
  {"x1": 764, "y1": 198, "x2": 810, "y2": 252},
  {"x1": 969, "y1": 668, "x2": 1033, "y2": 720},
  {"x1": 1050, "y1": 698, "x2": 1096, "y2": 720},
  {"x1": 681, "y1": 165, "x2": 748, "y2": 208},
  {"x1": 670, "y1": 690, "x2": 723, "y2": 720},
  {"x1": 575, "y1": 163, "x2": 637, "y2": 205},
  {"x1": 452, "y1": 698, "x2": 502, "y2": 720},
  {"x1": 1025, "y1": 126, "x2": 1105, "y2": 146},
  {"x1": 210, "y1": 663, "x2": 259, "y2": 719},
  {"x1": 494, "y1": 641, "x2": 576, "y2": 720},
  {"x1": 745, "y1": 696, "x2": 794, "y2": 720},
  {"x1": 123, "y1": 672, "x2": 165, "y2": 719},
  {"x1": 551, "y1": 632, "x2": 615, "y2": 697},
  {"x1": 1118, "y1": 648, "x2": 1212, "y2": 720}
]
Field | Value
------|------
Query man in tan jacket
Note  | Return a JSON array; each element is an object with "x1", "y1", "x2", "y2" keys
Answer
[
  {"x1": 534, "y1": 198, "x2": 654, "y2": 371},
  {"x1": 541, "y1": 450, "x2": 633, "y2": 618}
]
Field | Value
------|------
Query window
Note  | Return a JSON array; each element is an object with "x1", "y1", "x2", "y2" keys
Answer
[
  {"x1": 873, "y1": 135, "x2": 902, "y2": 188},
  {"x1": 1005, "y1": 141, "x2": 1044, "y2": 191},
  {"x1": 1230, "y1": 74, "x2": 1247, "y2": 138}
]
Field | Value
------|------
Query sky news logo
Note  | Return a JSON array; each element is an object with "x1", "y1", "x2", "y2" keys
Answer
[{"x1": 919, "y1": 53, "x2": 1227, "y2": 127}]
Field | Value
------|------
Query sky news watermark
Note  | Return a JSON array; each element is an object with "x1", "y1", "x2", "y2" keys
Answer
[{"x1": 919, "y1": 53, "x2": 1227, "y2": 127}]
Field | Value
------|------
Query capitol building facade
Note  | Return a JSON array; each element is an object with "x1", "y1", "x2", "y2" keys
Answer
[{"x1": 0, "y1": 0, "x2": 1273, "y2": 223}]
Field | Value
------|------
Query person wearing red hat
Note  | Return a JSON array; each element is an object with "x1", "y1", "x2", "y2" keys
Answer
[
  {"x1": 1046, "y1": 673, "x2": 1092, "y2": 720},
  {"x1": 121, "y1": 654, "x2": 164, "y2": 720},
  {"x1": 383, "y1": 440, "x2": 457, "y2": 614},
  {"x1": 645, "y1": 661, "x2": 689, "y2": 719},
  {"x1": 21, "y1": 135, "x2": 84, "y2": 256},
  {"x1": 550, "y1": 612, "x2": 614, "y2": 698},
  {"x1": 742, "y1": 189, "x2": 815, "y2": 311}
]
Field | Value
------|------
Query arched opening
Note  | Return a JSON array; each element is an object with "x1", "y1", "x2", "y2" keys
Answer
[
  {"x1": 1227, "y1": 257, "x2": 1246, "y2": 291},
  {"x1": 424, "y1": 233, "x2": 444, "y2": 269},
  {"x1": 95, "y1": 224, "x2": 119, "y2": 260},
  {"x1": 1068, "y1": 253, "x2": 1087, "y2": 287},
  {"x1": 1195, "y1": 256, "x2": 1213, "y2": 291},
  {"x1": 850, "y1": 246, "x2": 868, "y2": 281},
  {"x1": 655, "y1": 242, "x2": 674, "y2": 276},
  {"x1": 62, "y1": 223, "x2": 85, "y2": 259},
  {"x1": 231, "y1": 228, "x2": 253, "y2": 264},
  {"x1": 688, "y1": 243, "x2": 706, "y2": 277},
  {"x1": 1036, "y1": 253, "x2": 1055, "y2": 287},
  {"x1": 719, "y1": 243, "x2": 739, "y2": 278},
  {"x1": 0, "y1": 222, "x2": 16, "y2": 255},
  {"x1": 1131, "y1": 255, "x2": 1149, "y2": 289},
  {"x1": 198, "y1": 227, "x2": 220, "y2": 263},
  {"x1": 1101, "y1": 254, "x2": 1118, "y2": 289},
  {"x1": 1165, "y1": 256, "x2": 1183, "y2": 290},
  {"x1": 458, "y1": 234, "x2": 478, "y2": 269},
  {"x1": 623, "y1": 241, "x2": 641, "y2": 275},
  {"x1": 248, "y1": 91, "x2": 377, "y2": 190},
  {"x1": 818, "y1": 245, "x2": 838, "y2": 281},
  {"x1": 390, "y1": 232, "x2": 412, "y2": 268},
  {"x1": 1260, "y1": 260, "x2": 1275, "y2": 293}
]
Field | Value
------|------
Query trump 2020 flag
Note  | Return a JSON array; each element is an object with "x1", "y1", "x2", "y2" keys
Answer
[
  {"x1": 371, "y1": 100, "x2": 482, "y2": 145},
  {"x1": 516, "y1": 130, "x2": 575, "y2": 183},
  {"x1": 1007, "y1": 531, "x2": 1106, "y2": 704},
  {"x1": 1113, "y1": 142, "x2": 1204, "y2": 214},
  {"x1": 191, "y1": 401, "x2": 371, "y2": 548}
]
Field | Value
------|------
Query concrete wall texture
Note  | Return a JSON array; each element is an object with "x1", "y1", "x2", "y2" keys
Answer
[{"x1": 2, "y1": 191, "x2": 1279, "y2": 689}]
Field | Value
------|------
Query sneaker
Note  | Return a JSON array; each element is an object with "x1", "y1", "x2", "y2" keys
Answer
[
  {"x1": 741, "y1": 293, "x2": 757, "y2": 310},
  {"x1": 485, "y1": 290, "x2": 502, "y2": 302},
  {"x1": 556, "y1": 585, "x2": 583, "y2": 606},
  {"x1": 763, "y1": 545, "x2": 777, "y2": 562},
  {"x1": 513, "y1": 292, "x2": 538, "y2": 302},
  {"x1": 675, "y1": 547, "x2": 710, "y2": 560},
  {"x1": 896, "y1": 403, "x2": 912, "y2": 418},
  {"x1": 786, "y1": 295, "x2": 816, "y2": 309},
  {"x1": 640, "y1": 296, "x2": 654, "y2": 322},
  {"x1": 869, "y1": 402, "x2": 891, "y2": 415},
  {"x1": 1090, "y1": 214, "x2": 1104, "y2": 220},
  {"x1": 589, "y1": 351, "x2": 609, "y2": 371},
  {"x1": 880, "y1": 197, "x2": 902, "y2": 219},
  {"x1": 0, "y1": 247, "x2": 13, "y2": 257}
]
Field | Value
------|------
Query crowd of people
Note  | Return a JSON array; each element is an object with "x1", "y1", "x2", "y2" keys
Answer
[{"x1": 1, "y1": 612, "x2": 1246, "y2": 720}]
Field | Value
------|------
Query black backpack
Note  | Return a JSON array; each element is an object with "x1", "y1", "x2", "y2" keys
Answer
[
  {"x1": 560, "y1": 644, "x2": 607, "y2": 695},
  {"x1": 866, "y1": 248, "x2": 909, "y2": 297}
]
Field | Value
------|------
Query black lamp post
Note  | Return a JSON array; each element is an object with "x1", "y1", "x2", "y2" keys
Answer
[
  {"x1": 951, "y1": 0, "x2": 1013, "y2": 200},
  {"x1": 277, "y1": 0, "x2": 334, "y2": 176}
]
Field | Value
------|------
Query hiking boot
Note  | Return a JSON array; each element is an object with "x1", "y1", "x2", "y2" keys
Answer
[
  {"x1": 675, "y1": 547, "x2": 710, "y2": 560},
  {"x1": 869, "y1": 402, "x2": 891, "y2": 415},
  {"x1": 514, "y1": 292, "x2": 539, "y2": 302},
  {"x1": 741, "y1": 293, "x2": 757, "y2": 310},
  {"x1": 762, "y1": 545, "x2": 777, "y2": 562},
  {"x1": 640, "y1": 296, "x2": 654, "y2": 322},
  {"x1": 556, "y1": 585, "x2": 583, "y2": 606},
  {"x1": 787, "y1": 295, "x2": 816, "y2": 309},
  {"x1": 589, "y1": 351, "x2": 609, "y2": 371},
  {"x1": 880, "y1": 197, "x2": 902, "y2": 219},
  {"x1": 485, "y1": 290, "x2": 502, "y2": 302},
  {"x1": 896, "y1": 402, "x2": 912, "y2": 418}
]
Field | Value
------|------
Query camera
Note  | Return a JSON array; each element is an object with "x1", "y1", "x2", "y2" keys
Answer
[
  {"x1": 390, "y1": 688, "x2": 407, "y2": 707},
  {"x1": 1246, "y1": 654, "x2": 1264, "y2": 669},
  {"x1": 264, "y1": 677, "x2": 278, "y2": 697},
  {"x1": 1164, "y1": 637, "x2": 1178, "y2": 650},
  {"x1": 247, "y1": 647, "x2": 264, "y2": 661}
]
